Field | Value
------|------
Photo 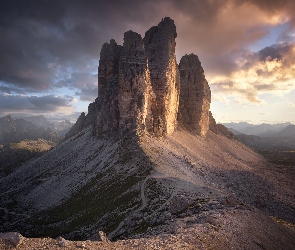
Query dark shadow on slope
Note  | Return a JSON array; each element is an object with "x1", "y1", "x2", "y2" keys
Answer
[
  {"x1": 0, "y1": 129, "x2": 224, "y2": 241},
  {"x1": 212, "y1": 168, "x2": 295, "y2": 225},
  {"x1": 0, "y1": 133, "x2": 155, "y2": 240}
]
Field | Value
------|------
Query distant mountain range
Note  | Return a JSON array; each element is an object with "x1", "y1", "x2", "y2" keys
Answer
[
  {"x1": 0, "y1": 115, "x2": 73, "y2": 146},
  {"x1": 23, "y1": 115, "x2": 73, "y2": 136},
  {"x1": 224, "y1": 122, "x2": 293, "y2": 137},
  {"x1": 224, "y1": 122, "x2": 295, "y2": 150},
  {"x1": 0, "y1": 115, "x2": 59, "y2": 146}
]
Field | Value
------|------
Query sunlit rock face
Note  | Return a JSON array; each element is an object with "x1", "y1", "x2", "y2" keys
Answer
[
  {"x1": 144, "y1": 17, "x2": 180, "y2": 136},
  {"x1": 94, "y1": 17, "x2": 180, "y2": 137},
  {"x1": 71, "y1": 17, "x2": 214, "y2": 139},
  {"x1": 178, "y1": 54, "x2": 211, "y2": 137},
  {"x1": 118, "y1": 31, "x2": 154, "y2": 136}
]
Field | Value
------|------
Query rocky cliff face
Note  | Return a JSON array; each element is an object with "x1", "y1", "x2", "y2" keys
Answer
[
  {"x1": 118, "y1": 31, "x2": 153, "y2": 135},
  {"x1": 178, "y1": 54, "x2": 211, "y2": 137},
  {"x1": 95, "y1": 40, "x2": 122, "y2": 136},
  {"x1": 144, "y1": 17, "x2": 180, "y2": 136},
  {"x1": 92, "y1": 17, "x2": 181, "y2": 138},
  {"x1": 69, "y1": 17, "x2": 214, "y2": 138}
]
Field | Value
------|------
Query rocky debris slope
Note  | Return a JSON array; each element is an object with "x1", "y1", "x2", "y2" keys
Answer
[
  {"x1": 1, "y1": 127, "x2": 295, "y2": 246},
  {"x1": 1, "y1": 207, "x2": 295, "y2": 250},
  {"x1": 1, "y1": 128, "x2": 295, "y2": 248}
]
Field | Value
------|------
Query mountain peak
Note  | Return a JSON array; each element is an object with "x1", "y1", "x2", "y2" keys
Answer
[{"x1": 70, "y1": 17, "x2": 213, "y2": 139}]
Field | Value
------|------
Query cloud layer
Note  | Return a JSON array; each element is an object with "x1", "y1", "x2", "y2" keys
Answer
[
  {"x1": 210, "y1": 43, "x2": 295, "y2": 103},
  {"x1": 0, "y1": 0, "x2": 294, "y2": 121}
]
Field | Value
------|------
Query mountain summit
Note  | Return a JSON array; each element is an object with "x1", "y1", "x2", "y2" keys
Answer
[
  {"x1": 66, "y1": 17, "x2": 212, "y2": 139},
  {"x1": 1, "y1": 18, "x2": 295, "y2": 249}
]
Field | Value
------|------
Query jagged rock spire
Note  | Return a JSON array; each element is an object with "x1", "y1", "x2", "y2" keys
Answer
[
  {"x1": 118, "y1": 30, "x2": 153, "y2": 135},
  {"x1": 144, "y1": 17, "x2": 180, "y2": 136},
  {"x1": 178, "y1": 54, "x2": 211, "y2": 137},
  {"x1": 69, "y1": 17, "x2": 213, "y2": 139}
]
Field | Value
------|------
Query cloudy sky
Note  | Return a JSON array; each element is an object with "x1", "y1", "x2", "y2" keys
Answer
[{"x1": 1, "y1": 0, "x2": 295, "y2": 123}]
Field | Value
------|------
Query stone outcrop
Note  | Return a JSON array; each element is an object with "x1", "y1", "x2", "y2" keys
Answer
[
  {"x1": 118, "y1": 31, "x2": 153, "y2": 135},
  {"x1": 64, "y1": 112, "x2": 87, "y2": 140},
  {"x1": 209, "y1": 111, "x2": 234, "y2": 139},
  {"x1": 0, "y1": 232, "x2": 23, "y2": 247},
  {"x1": 144, "y1": 17, "x2": 180, "y2": 136},
  {"x1": 68, "y1": 17, "x2": 216, "y2": 139},
  {"x1": 94, "y1": 17, "x2": 180, "y2": 137},
  {"x1": 96, "y1": 40, "x2": 122, "y2": 136},
  {"x1": 178, "y1": 54, "x2": 211, "y2": 137},
  {"x1": 209, "y1": 111, "x2": 218, "y2": 134}
]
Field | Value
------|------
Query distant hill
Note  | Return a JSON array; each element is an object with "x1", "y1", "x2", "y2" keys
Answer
[
  {"x1": 276, "y1": 124, "x2": 295, "y2": 137},
  {"x1": 235, "y1": 134, "x2": 295, "y2": 151},
  {"x1": 23, "y1": 115, "x2": 73, "y2": 136},
  {"x1": 222, "y1": 122, "x2": 253, "y2": 131},
  {"x1": 0, "y1": 115, "x2": 60, "y2": 146},
  {"x1": 23, "y1": 115, "x2": 54, "y2": 130},
  {"x1": 0, "y1": 139, "x2": 57, "y2": 177},
  {"x1": 224, "y1": 122, "x2": 293, "y2": 137},
  {"x1": 53, "y1": 120, "x2": 73, "y2": 136},
  {"x1": 227, "y1": 127, "x2": 242, "y2": 135},
  {"x1": 10, "y1": 138, "x2": 57, "y2": 152}
]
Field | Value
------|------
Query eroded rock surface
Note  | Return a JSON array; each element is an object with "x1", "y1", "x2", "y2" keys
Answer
[
  {"x1": 68, "y1": 17, "x2": 215, "y2": 139},
  {"x1": 96, "y1": 40, "x2": 122, "y2": 137},
  {"x1": 144, "y1": 17, "x2": 180, "y2": 136},
  {"x1": 118, "y1": 31, "x2": 153, "y2": 135},
  {"x1": 178, "y1": 54, "x2": 211, "y2": 137}
]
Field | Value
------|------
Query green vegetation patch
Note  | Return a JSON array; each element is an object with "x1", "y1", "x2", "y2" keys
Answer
[{"x1": 33, "y1": 169, "x2": 147, "y2": 240}]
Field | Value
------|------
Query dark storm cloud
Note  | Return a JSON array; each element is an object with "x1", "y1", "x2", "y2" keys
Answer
[
  {"x1": 0, "y1": 94, "x2": 73, "y2": 116},
  {"x1": 55, "y1": 72, "x2": 98, "y2": 101},
  {"x1": 236, "y1": 0, "x2": 295, "y2": 24},
  {"x1": 0, "y1": 0, "x2": 66, "y2": 26},
  {"x1": 1, "y1": 0, "x2": 295, "y2": 113},
  {"x1": 0, "y1": 84, "x2": 26, "y2": 95},
  {"x1": 258, "y1": 43, "x2": 292, "y2": 61},
  {"x1": 28, "y1": 95, "x2": 73, "y2": 111}
]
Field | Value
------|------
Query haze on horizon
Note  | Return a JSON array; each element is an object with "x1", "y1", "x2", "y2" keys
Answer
[{"x1": 0, "y1": 0, "x2": 294, "y2": 124}]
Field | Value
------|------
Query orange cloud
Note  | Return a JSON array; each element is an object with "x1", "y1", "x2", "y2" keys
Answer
[{"x1": 209, "y1": 43, "x2": 295, "y2": 103}]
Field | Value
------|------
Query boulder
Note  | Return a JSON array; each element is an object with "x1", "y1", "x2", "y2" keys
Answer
[
  {"x1": 169, "y1": 195, "x2": 190, "y2": 214},
  {"x1": 0, "y1": 232, "x2": 23, "y2": 247}
]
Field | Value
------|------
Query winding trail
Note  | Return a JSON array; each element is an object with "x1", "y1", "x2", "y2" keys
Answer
[
  {"x1": 108, "y1": 171, "x2": 171, "y2": 239},
  {"x1": 139, "y1": 171, "x2": 171, "y2": 211}
]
